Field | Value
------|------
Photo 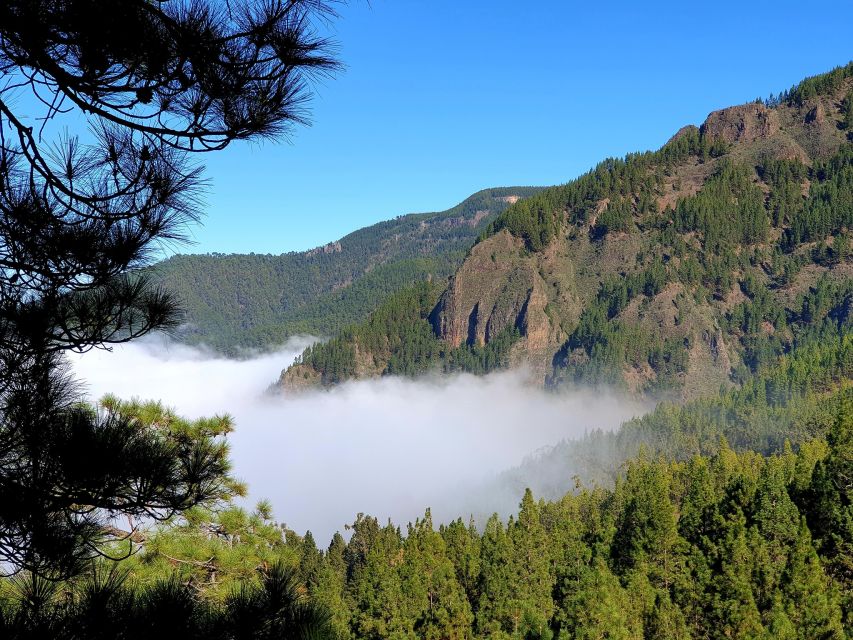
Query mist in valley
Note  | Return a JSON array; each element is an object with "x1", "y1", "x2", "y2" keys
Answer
[{"x1": 70, "y1": 337, "x2": 646, "y2": 544}]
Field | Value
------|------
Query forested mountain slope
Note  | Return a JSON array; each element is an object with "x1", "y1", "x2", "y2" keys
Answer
[
  {"x1": 151, "y1": 187, "x2": 542, "y2": 352},
  {"x1": 278, "y1": 63, "x2": 853, "y2": 399},
  {"x1": 494, "y1": 331, "x2": 852, "y2": 503}
]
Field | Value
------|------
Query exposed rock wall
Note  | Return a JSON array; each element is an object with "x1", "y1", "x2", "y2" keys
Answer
[
  {"x1": 701, "y1": 103, "x2": 780, "y2": 144},
  {"x1": 431, "y1": 231, "x2": 530, "y2": 348}
]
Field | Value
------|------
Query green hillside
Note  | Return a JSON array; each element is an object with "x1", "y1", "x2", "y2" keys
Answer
[
  {"x1": 277, "y1": 63, "x2": 853, "y2": 399},
  {"x1": 496, "y1": 330, "x2": 852, "y2": 501},
  {"x1": 151, "y1": 187, "x2": 542, "y2": 353}
]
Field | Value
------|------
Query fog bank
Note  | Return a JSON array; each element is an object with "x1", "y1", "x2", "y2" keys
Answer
[{"x1": 70, "y1": 337, "x2": 645, "y2": 543}]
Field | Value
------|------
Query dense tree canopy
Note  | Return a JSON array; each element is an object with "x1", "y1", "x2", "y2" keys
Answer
[{"x1": 106, "y1": 391, "x2": 850, "y2": 640}]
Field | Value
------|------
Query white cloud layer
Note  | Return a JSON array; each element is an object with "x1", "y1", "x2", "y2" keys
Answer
[{"x1": 70, "y1": 337, "x2": 644, "y2": 544}]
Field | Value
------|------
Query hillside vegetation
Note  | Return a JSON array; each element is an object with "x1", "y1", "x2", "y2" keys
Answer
[
  {"x1": 151, "y1": 187, "x2": 542, "y2": 353},
  {"x1": 8, "y1": 376, "x2": 851, "y2": 639},
  {"x1": 5, "y1": 64, "x2": 853, "y2": 640},
  {"x1": 293, "y1": 404, "x2": 853, "y2": 640},
  {"x1": 278, "y1": 63, "x2": 853, "y2": 399},
  {"x1": 45, "y1": 365, "x2": 851, "y2": 640}
]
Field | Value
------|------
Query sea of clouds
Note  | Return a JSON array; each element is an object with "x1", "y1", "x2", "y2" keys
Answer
[{"x1": 69, "y1": 336, "x2": 645, "y2": 544}]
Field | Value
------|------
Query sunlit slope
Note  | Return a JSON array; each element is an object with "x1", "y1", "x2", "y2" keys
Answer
[{"x1": 279, "y1": 63, "x2": 853, "y2": 400}]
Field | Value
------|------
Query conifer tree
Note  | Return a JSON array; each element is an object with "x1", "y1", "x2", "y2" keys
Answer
[
  {"x1": 750, "y1": 460, "x2": 801, "y2": 603},
  {"x1": 612, "y1": 460, "x2": 683, "y2": 590},
  {"x1": 312, "y1": 532, "x2": 354, "y2": 640},
  {"x1": 556, "y1": 557, "x2": 640, "y2": 640},
  {"x1": 441, "y1": 518, "x2": 482, "y2": 610},
  {"x1": 476, "y1": 513, "x2": 514, "y2": 637},
  {"x1": 350, "y1": 522, "x2": 408, "y2": 640},
  {"x1": 780, "y1": 520, "x2": 845, "y2": 638},
  {"x1": 401, "y1": 510, "x2": 472, "y2": 640},
  {"x1": 711, "y1": 523, "x2": 765, "y2": 638},
  {"x1": 509, "y1": 489, "x2": 555, "y2": 635},
  {"x1": 298, "y1": 531, "x2": 324, "y2": 589},
  {"x1": 0, "y1": 0, "x2": 338, "y2": 580},
  {"x1": 804, "y1": 396, "x2": 853, "y2": 623}
]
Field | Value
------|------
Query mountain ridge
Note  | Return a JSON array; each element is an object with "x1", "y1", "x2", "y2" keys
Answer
[
  {"x1": 149, "y1": 186, "x2": 544, "y2": 353},
  {"x1": 277, "y1": 62, "x2": 853, "y2": 399}
]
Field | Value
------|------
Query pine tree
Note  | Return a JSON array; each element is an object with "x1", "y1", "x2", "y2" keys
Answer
[
  {"x1": 298, "y1": 531, "x2": 324, "y2": 589},
  {"x1": 312, "y1": 533, "x2": 354, "y2": 640},
  {"x1": 401, "y1": 510, "x2": 472, "y2": 640},
  {"x1": 350, "y1": 523, "x2": 409, "y2": 640},
  {"x1": 780, "y1": 520, "x2": 844, "y2": 639},
  {"x1": 510, "y1": 489, "x2": 556, "y2": 633},
  {"x1": 441, "y1": 518, "x2": 482, "y2": 610},
  {"x1": 0, "y1": 0, "x2": 338, "y2": 580},
  {"x1": 750, "y1": 461, "x2": 801, "y2": 604},
  {"x1": 476, "y1": 514, "x2": 514, "y2": 637},
  {"x1": 806, "y1": 395, "x2": 853, "y2": 587},
  {"x1": 761, "y1": 596, "x2": 796, "y2": 640},
  {"x1": 612, "y1": 460, "x2": 684, "y2": 590},
  {"x1": 842, "y1": 90, "x2": 853, "y2": 130},
  {"x1": 710, "y1": 522, "x2": 765, "y2": 638},
  {"x1": 556, "y1": 557, "x2": 641, "y2": 640}
]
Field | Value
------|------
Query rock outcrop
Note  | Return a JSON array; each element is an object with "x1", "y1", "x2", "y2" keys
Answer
[
  {"x1": 804, "y1": 102, "x2": 826, "y2": 126},
  {"x1": 701, "y1": 103, "x2": 779, "y2": 144},
  {"x1": 431, "y1": 231, "x2": 530, "y2": 348},
  {"x1": 666, "y1": 124, "x2": 700, "y2": 146}
]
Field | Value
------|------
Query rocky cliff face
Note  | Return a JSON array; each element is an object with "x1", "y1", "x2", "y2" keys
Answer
[
  {"x1": 424, "y1": 75, "x2": 853, "y2": 399},
  {"x1": 430, "y1": 229, "x2": 582, "y2": 379},
  {"x1": 431, "y1": 231, "x2": 531, "y2": 348},
  {"x1": 701, "y1": 103, "x2": 780, "y2": 144},
  {"x1": 431, "y1": 225, "x2": 749, "y2": 398}
]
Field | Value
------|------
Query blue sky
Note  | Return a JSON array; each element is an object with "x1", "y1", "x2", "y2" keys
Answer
[{"x1": 185, "y1": 0, "x2": 853, "y2": 255}]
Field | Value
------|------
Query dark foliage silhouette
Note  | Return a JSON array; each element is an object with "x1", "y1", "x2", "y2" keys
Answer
[
  {"x1": 0, "y1": 561, "x2": 335, "y2": 639},
  {"x1": 0, "y1": 0, "x2": 337, "y2": 580}
]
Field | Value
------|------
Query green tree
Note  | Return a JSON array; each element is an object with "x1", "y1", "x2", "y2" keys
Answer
[
  {"x1": 476, "y1": 514, "x2": 515, "y2": 637},
  {"x1": 401, "y1": 510, "x2": 473, "y2": 640},
  {"x1": 750, "y1": 461, "x2": 801, "y2": 604},
  {"x1": 350, "y1": 522, "x2": 410, "y2": 640},
  {"x1": 509, "y1": 490, "x2": 555, "y2": 638},
  {"x1": 710, "y1": 523, "x2": 765, "y2": 638},
  {"x1": 612, "y1": 459, "x2": 683, "y2": 590},
  {"x1": 780, "y1": 521, "x2": 844, "y2": 638},
  {"x1": 762, "y1": 597, "x2": 796, "y2": 640},
  {"x1": 441, "y1": 518, "x2": 482, "y2": 610},
  {"x1": 297, "y1": 531, "x2": 324, "y2": 589},
  {"x1": 556, "y1": 557, "x2": 641, "y2": 640},
  {"x1": 804, "y1": 395, "x2": 853, "y2": 623},
  {"x1": 842, "y1": 89, "x2": 853, "y2": 130},
  {"x1": 0, "y1": 0, "x2": 337, "y2": 581},
  {"x1": 312, "y1": 533, "x2": 354, "y2": 640}
]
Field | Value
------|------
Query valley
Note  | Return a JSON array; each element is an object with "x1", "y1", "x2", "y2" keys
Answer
[
  {"x1": 1, "y1": 2, "x2": 851, "y2": 635},
  {"x1": 151, "y1": 187, "x2": 543, "y2": 353}
]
